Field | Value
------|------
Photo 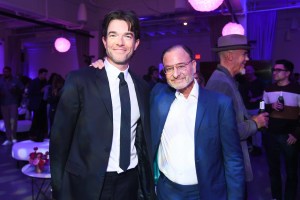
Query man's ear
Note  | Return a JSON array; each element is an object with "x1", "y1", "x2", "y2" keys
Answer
[
  {"x1": 134, "y1": 39, "x2": 140, "y2": 51},
  {"x1": 102, "y1": 36, "x2": 107, "y2": 49},
  {"x1": 225, "y1": 51, "x2": 233, "y2": 61},
  {"x1": 192, "y1": 60, "x2": 197, "y2": 74}
]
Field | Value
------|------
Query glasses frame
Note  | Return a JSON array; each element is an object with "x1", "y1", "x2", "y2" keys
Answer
[
  {"x1": 163, "y1": 60, "x2": 193, "y2": 75},
  {"x1": 272, "y1": 68, "x2": 288, "y2": 73}
]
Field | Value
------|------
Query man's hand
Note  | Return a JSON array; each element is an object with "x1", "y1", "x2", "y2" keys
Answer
[
  {"x1": 272, "y1": 101, "x2": 284, "y2": 111},
  {"x1": 90, "y1": 59, "x2": 105, "y2": 69},
  {"x1": 252, "y1": 112, "x2": 269, "y2": 129},
  {"x1": 287, "y1": 134, "x2": 297, "y2": 145}
]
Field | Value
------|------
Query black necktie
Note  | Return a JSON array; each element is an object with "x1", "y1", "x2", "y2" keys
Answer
[{"x1": 118, "y1": 72, "x2": 131, "y2": 171}]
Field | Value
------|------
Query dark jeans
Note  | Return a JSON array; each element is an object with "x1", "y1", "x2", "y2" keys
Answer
[
  {"x1": 157, "y1": 172, "x2": 200, "y2": 200},
  {"x1": 262, "y1": 133, "x2": 298, "y2": 200}
]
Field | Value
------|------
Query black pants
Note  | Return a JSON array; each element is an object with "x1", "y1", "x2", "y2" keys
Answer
[
  {"x1": 263, "y1": 133, "x2": 298, "y2": 200},
  {"x1": 100, "y1": 167, "x2": 138, "y2": 200},
  {"x1": 30, "y1": 101, "x2": 48, "y2": 142}
]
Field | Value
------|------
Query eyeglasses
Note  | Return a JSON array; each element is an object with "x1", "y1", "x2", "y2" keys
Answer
[
  {"x1": 272, "y1": 68, "x2": 288, "y2": 73},
  {"x1": 163, "y1": 60, "x2": 193, "y2": 75}
]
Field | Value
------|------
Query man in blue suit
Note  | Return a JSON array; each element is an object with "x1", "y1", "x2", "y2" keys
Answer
[{"x1": 151, "y1": 44, "x2": 245, "y2": 200}]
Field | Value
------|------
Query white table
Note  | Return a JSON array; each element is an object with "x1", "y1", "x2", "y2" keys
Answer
[{"x1": 22, "y1": 164, "x2": 51, "y2": 200}]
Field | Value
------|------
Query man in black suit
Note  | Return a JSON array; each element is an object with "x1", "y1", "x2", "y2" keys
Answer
[{"x1": 50, "y1": 10, "x2": 155, "y2": 200}]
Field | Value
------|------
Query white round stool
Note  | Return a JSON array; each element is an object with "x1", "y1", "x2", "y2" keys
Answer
[{"x1": 12, "y1": 139, "x2": 49, "y2": 161}]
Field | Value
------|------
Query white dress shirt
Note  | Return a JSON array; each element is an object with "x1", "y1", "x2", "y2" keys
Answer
[
  {"x1": 105, "y1": 59, "x2": 140, "y2": 173},
  {"x1": 158, "y1": 80, "x2": 199, "y2": 185}
]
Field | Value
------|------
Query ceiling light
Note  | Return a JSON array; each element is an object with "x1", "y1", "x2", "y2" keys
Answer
[
  {"x1": 188, "y1": 0, "x2": 224, "y2": 12},
  {"x1": 54, "y1": 37, "x2": 71, "y2": 53},
  {"x1": 222, "y1": 22, "x2": 245, "y2": 36}
]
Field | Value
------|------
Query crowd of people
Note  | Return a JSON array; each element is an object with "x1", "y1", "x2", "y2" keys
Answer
[
  {"x1": 0, "y1": 9, "x2": 299, "y2": 200},
  {"x1": 0, "y1": 67, "x2": 65, "y2": 144}
]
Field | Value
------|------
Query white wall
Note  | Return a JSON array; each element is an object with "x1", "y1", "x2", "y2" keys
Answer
[{"x1": 25, "y1": 39, "x2": 79, "y2": 79}]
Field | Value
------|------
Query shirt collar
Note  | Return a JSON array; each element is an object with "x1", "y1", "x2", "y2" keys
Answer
[
  {"x1": 175, "y1": 79, "x2": 199, "y2": 99},
  {"x1": 104, "y1": 58, "x2": 129, "y2": 80}
]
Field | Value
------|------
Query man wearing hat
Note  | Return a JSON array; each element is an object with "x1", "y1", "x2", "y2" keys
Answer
[{"x1": 206, "y1": 34, "x2": 269, "y2": 186}]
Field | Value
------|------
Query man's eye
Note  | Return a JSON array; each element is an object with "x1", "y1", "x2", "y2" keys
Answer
[
  {"x1": 166, "y1": 68, "x2": 173, "y2": 72},
  {"x1": 177, "y1": 65, "x2": 185, "y2": 69},
  {"x1": 124, "y1": 35, "x2": 133, "y2": 39}
]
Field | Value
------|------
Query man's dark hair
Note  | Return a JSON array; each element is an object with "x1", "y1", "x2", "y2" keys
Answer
[
  {"x1": 102, "y1": 10, "x2": 140, "y2": 40},
  {"x1": 161, "y1": 44, "x2": 194, "y2": 63},
  {"x1": 275, "y1": 59, "x2": 294, "y2": 72},
  {"x1": 38, "y1": 68, "x2": 48, "y2": 74}
]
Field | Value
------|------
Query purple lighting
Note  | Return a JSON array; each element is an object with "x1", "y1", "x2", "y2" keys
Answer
[{"x1": 54, "y1": 37, "x2": 71, "y2": 53}]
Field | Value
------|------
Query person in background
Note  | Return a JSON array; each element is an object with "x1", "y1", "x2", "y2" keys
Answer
[
  {"x1": 0, "y1": 66, "x2": 24, "y2": 145},
  {"x1": 143, "y1": 65, "x2": 160, "y2": 89},
  {"x1": 292, "y1": 72, "x2": 300, "y2": 85},
  {"x1": 240, "y1": 65, "x2": 264, "y2": 155},
  {"x1": 263, "y1": 59, "x2": 300, "y2": 200},
  {"x1": 159, "y1": 68, "x2": 167, "y2": 83},
  {"x1": 28, "y1": 68, "x2": 48, "y2": 142},
  {"x1": 50, "y1": 10, "x2": 155, "y2": 200},
  {"x1": 45, "y1": 73, "x2": 64, "y2": 133},
  {"x1": 151, "y1": 44, "x2": 245, "y2": 199},
  {"x1": 43, "y1": 72, "x2": 58, "y2": 135},
  {"x1": 205, "y1": 34, "x2": 269, "y2": 197},
  {"x1": 194, "y1": 70, "x2": 205, "y2": 87},
  {"x1": 18, "y1": 75, "x2": 32, "y2": 120}
]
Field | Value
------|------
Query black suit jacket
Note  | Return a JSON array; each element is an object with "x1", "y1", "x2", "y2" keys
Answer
[
  {"x1": 28, "y1": 77, "x2": 47, "y2": 110},
  {"x1": 50, "y1": 67, "x2": 155, "y2": 200}
]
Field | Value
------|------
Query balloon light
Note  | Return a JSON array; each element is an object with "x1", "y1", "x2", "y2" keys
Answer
[
  {"x1": 188, "y1": 0, "x2": 224, "y2": 12},
  {"x1": 54, "y1": 37, "x2": 71, "y2": 53},
  {"x1": 222, "y1": 22, "x2": 245, "y2": 36}
]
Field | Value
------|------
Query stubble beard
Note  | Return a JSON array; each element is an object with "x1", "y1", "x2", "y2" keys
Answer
[{"x1": 167, "y1": 76, "x2": 193, "y2": 90}]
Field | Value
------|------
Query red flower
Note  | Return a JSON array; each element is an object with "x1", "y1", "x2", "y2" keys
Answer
[{"x1": 28, "y1": 147, "x2": 49, "y2": 171}]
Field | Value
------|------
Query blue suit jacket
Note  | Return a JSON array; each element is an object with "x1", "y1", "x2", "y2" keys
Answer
[{"x1": 150, "y1": 83, "x2": 245, "y2": 200}]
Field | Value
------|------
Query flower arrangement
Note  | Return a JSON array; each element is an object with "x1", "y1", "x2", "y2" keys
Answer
[{"x1": 29, "y1": 147, "x2": 49, "y2": 172}]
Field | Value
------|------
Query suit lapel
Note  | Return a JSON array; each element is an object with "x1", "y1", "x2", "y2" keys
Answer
[
  {"x1": 95, "y1": 68, "x2": 113, "y2": 120},
  {"x1": 195, "y1": 88, "x2": 208, "y2": 138}
]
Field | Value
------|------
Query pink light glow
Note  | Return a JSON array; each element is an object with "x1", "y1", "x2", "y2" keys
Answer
[
  {"x1": 188, "y1": 0, "x2": 224, "y2": 12},
  {"x1": 222, "y1": 22, "x2": 245, "y2": 36},
  {"x1": 54, "y1": 37, "x2": 71, "y2": 53}
]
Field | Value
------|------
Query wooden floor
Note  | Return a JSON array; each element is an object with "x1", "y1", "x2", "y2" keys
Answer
[{"x1": 0, "y1": 133, "x2": 299, "y2": 200}]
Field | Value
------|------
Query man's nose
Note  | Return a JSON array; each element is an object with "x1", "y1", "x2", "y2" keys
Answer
[
  {"x1": 116, "y1": 36, "x2": 124, "y2": 45},
  {"x1": 172, "y1": 67, "x2": 179, "y2": 78}
]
